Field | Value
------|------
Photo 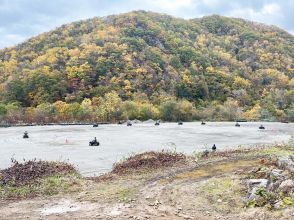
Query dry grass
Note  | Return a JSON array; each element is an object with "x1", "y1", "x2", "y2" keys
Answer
[
  {"x1": 112, "y1": 151, "x2": 186, "y2": 175},
  {"x1": 0, "y1": 159, "x2": 77, "y2": 186}
]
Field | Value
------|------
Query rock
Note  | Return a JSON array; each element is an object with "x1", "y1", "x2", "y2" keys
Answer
[
  {"x1": 178, "y1": 214, "x2": 192, "y2": 219},
  {"x1": 278, "y1": 179, "x2": 294, "y2": 193},
  {"x1": 154, "y1": 200, "x2": 160, "y2": 205},
  {"x1": 246, "y1": 186, "x2": 259, "y2": 202},
  {"x1": 268, "y1": 180, "x2": 283, "y2": 192},
  {"x1": 269, "y1": 169, "x2": 286, "y2": 190},
  {"x1": 202, "y1": 150, "x2": 209, "y2": 157},
  {"x1": 277, "y1": 157, "x2": 288, "y2": 168},
  {"x1": 246, "y1": 179, "x2": 269, "y2": 204},
  {"x1": 274, "y1": 200, "x2": 283, "y2": 209},
  {"x1": 130, "y1": 216, "x2": 142, "y2": 220},
  {"x1": 217, "y1": 199, "x2": 222, "y2": 203},
  {"x1": 255, "y1": 167, "x2": 270, "y2": 179},
  {"x1": 247, "y1": 179, "x2": 269, "y2": 189},
  {"x1": 124, "y1": 204, "x2": 132, "y2": 208},
  {"x1": 277, "y1": 157, "x2": 294, "y2": 172},
  {"x1": 270, "y1": 169, "x2": 284, "y2": 178}
]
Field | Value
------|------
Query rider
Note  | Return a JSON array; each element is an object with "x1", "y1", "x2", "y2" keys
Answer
[
  {"x1": 23, "y1": 131, "x2": 29, "y2": 138},
  {"x1": 212, "y1": 144, "x2": 216, "y2": 151}
]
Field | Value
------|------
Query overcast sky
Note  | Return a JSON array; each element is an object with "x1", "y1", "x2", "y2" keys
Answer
[{"x1": 0, "y1": 0, "x2": 293, "y2": 49}]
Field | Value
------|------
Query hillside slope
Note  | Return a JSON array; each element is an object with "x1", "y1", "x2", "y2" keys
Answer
[{"x1": 0, "y1": 11, "x2": 293, "y2": 122}]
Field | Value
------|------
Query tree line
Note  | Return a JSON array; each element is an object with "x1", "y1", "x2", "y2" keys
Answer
[{"x1": 0, "y1": 91, "x2": 292, "y2": 124}]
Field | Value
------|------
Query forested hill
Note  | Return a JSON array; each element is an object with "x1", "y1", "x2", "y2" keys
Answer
[{"x1": 0, "y1": 11, "x2": 293, "y2": 122}]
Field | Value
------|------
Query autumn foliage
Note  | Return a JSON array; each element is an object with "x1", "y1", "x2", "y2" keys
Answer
[{"x1": 0, "y1": 11, "x2": 293, "y2": 122}]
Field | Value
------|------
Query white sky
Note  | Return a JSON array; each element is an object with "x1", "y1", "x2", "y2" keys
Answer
[{"x1": 0, "y1": 0, "x2": 293, "y2": 48}]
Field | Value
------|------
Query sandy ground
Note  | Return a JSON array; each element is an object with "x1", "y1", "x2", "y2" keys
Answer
[
  {"x1": 1, "y1": 155, "x2": 293, "y2": 220},
  {"x1": 1, "y1": 122, "x2": 293, "y2": 176}
]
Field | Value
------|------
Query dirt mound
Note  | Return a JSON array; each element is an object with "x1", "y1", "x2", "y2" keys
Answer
[
  {"x1": 112, "y1": 151, "x2": 186, "y2": 174},
  {"x1": 0, "y1": 159, "x2": 77, "y2": 186},
  {"x1": 143, "y1": 119, "x2": 155, "y2": 123}
]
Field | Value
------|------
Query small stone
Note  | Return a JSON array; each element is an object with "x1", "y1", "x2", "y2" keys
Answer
[
  {"x1": 274, "y1": 200, "x2": 283, "y2": 209},
  {"x1": 154, "y1": 200, "x2": 160, "y2": 205},
  {"x1": 124, "y1": 204, "x2": 131, "y2": 208},
  {"x1": 246, "y1": 187, "x2": 259, "y2": 201},
  {"x1": 178, "y1": 214, "x2": 192, "y2": 219},
  {"x1": 271, "y1": 169, "x2": 283, "y2": 175},
  {"x1": 217, "y1": 199, "x2": 222, "y2": 203}
]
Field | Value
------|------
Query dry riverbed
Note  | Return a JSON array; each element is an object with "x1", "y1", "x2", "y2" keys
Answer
[{"x1": 0, "y1": 144, "x2": 293, "y2": 220}]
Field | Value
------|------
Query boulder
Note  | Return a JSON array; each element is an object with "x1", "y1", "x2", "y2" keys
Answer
[
  {"x1": 268, "y1": 179, "x2": 283, "y2": 192},
  {"x1": 278, "y1": 179, "x2": 294, "y2": 194},
  {"x1": 270, "y1": 169, "x2": 285, "y2": 182},
  {"x1": 247, "y1": 179, "x2": 269, "y2": 189},
  {"x1": 277, "y1": 157, "x2": 294, "y2": 172},
  {"x1": 246, "y1": 179, "x2": 269, "y2": 203},
  {"x1": 246, "y1": 187, "x2": 269, "y2": 207},
  {"x1": 255, "y1": 167, "x2": 270, "y2": 179}
]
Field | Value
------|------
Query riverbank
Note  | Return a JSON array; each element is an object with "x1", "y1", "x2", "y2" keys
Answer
[
  {"x1": 0, "y1": 122, "x2": 112, "y2": 127},
  {"x1": 0, "y1": 144, "x2": 293, "y2": 219},
  {"x1": 0, "y1": 120, "x2": 291, "y2": 128}
]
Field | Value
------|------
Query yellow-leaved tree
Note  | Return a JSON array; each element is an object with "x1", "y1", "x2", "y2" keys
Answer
[{"x1": 244, "y1": 103, "x2": 262, "y2": 121}]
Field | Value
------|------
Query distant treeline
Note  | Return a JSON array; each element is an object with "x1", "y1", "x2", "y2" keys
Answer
[{"x1": 0, "y1": 91, "x2": 292, "y2": 124}]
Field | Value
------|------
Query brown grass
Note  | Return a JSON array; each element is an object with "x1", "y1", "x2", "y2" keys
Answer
[
  {"x1": 112, "y1": 151, "x2": 186, "y2": 175},
  {"x1": 0, "y1": 159, "x2": 77, "y2": 186}
]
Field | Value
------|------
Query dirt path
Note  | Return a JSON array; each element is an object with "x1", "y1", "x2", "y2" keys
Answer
[{"x1": 1, "y1": 157, "x2": 293, "y2": 220}]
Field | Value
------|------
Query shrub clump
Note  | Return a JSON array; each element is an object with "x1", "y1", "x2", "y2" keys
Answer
[
  {"x1": 112, "y1": 151, "x2": 186, "y2": 174},
  {"x1": 0, "y1": 159, "x2": 77, "y2": 186}
]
